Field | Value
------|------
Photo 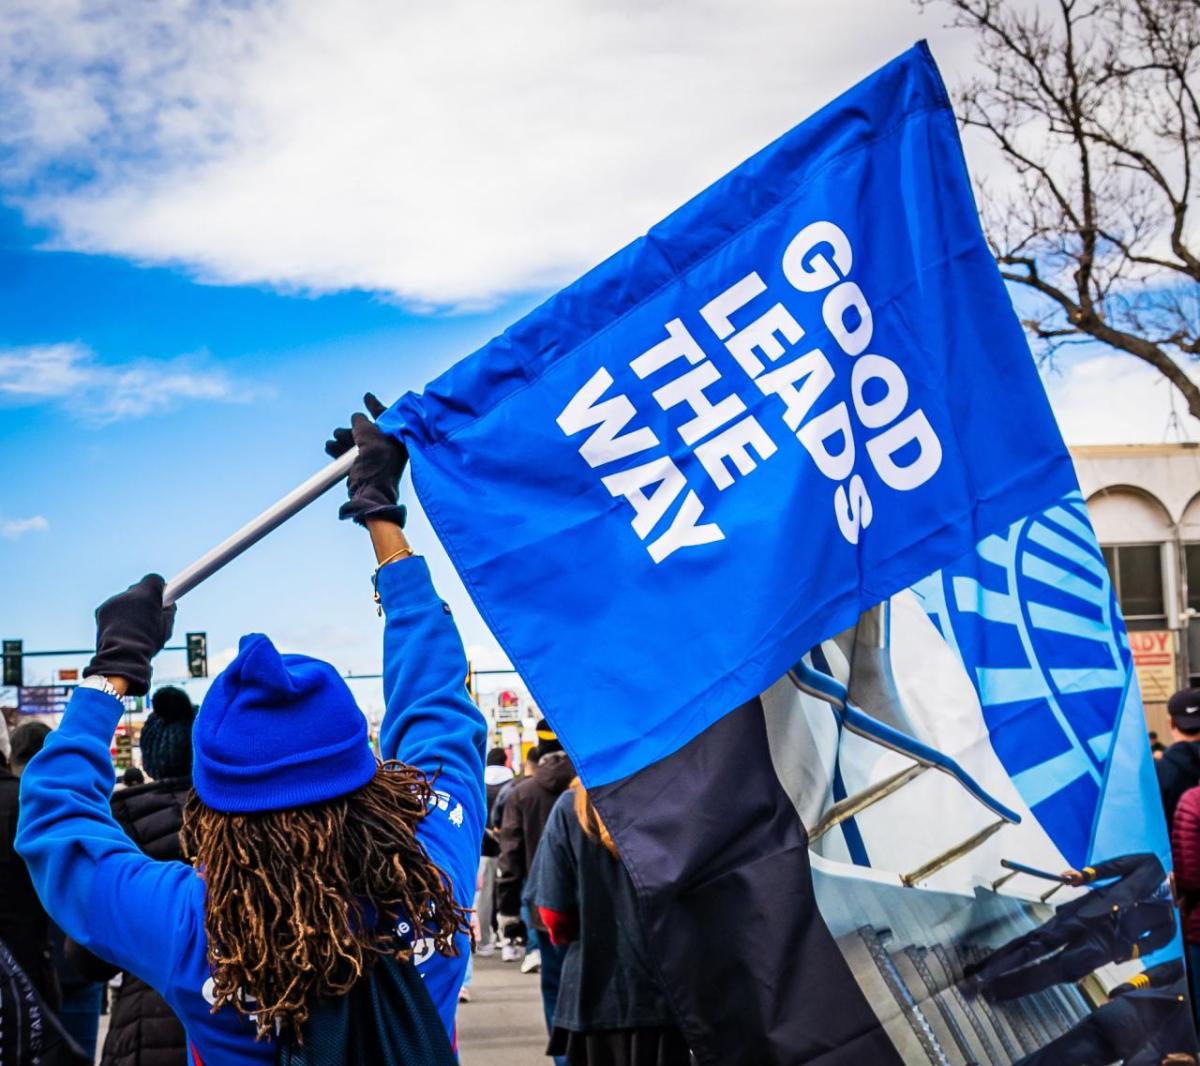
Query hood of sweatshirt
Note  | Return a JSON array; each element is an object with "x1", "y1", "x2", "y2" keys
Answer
[
  {"x1": 533, "y1": 749, "x2": 576, "y2": 795},
  {"x1": 484, "y1": 764, "x2": 514, "y2": 787}
]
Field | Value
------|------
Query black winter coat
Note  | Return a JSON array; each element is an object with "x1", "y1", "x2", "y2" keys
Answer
[
  {"x1": 1158, "y1": 739, "x2": 1200, "y2": 824},
  {"x1": 69, "y1": 777, "x2": 193, "y2": 1066},
  {"x1": 0, "y1": 766, "x2": 57, "y2": 1007},
  {"x1": 497, "y1": 751, "x2": 575, "y2": 922}
]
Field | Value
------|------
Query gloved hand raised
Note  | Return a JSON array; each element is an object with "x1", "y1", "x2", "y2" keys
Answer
[
  {"x1": 83, "y1": 574, "x2": 176, "y2": 697},
  {"x1": 325, "y1": 393, "x2": 409, "y2": 527}
]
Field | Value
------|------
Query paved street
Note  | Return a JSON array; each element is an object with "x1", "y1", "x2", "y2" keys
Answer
[{"x1": 457, "y1": 952, "x2": 549, "y2": 1065}]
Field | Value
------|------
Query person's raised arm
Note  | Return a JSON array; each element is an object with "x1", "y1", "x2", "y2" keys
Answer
[
  {"x1": 16, "y1": 576, "x2": 197, "y2": 991},
  {"x1": 325, "y1": 395, "x2": 487, "y2": 860}
]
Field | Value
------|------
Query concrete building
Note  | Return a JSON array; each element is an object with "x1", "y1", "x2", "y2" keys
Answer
[{"x1": 1073, "y1": 443, "x2": 1200, "y2": 736}]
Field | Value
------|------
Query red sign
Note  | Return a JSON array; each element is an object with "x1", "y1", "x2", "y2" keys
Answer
[{"x1": 58, "y1": 668, "x2": 79, "y2": 682}]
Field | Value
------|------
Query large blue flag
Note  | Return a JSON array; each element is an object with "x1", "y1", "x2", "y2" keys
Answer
[{"x1": 383, "y1": 42, "x2": 1185, "y2": 1066}]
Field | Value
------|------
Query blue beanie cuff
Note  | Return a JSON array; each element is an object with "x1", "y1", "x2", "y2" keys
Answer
[{"x1": 194, "y1": 735, "x2": 378, "y2": 814}]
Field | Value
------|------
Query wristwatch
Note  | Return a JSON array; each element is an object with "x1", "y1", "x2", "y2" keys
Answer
[{"x1": 79, "y1": 675, "x2": 124, "y2": 702}]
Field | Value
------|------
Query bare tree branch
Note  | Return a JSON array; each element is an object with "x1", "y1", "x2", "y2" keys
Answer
[{"x1": 927, "y1": 0, "x2": 1200, "y2": 420}]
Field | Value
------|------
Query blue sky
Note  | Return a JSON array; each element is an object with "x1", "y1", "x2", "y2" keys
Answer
[
  {"x1": 0, "y1": 0, "x2": 1191, "y2": 715},
  {"x1": 0, "y1": 203, "x2": 539, "y2": 708}
]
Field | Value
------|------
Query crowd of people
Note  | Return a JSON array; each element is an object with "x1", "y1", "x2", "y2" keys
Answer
[
  {"x1": 0, "y1": 399, "x2": 690, "y2": 1066},
  {"x1": 4, "y1": 398, "x2": 1200, "y2": 1066}
]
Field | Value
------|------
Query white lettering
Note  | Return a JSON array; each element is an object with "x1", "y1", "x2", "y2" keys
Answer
[
  {"x1": 652, "y1": 361, "x2": 746, "y2": 446},
  {"x1": 601, "y1": 456, "x2": 687, "y2": 538},
  {"x1": 797, "y1": 402, "x2": 856, "y2": 481},
  {"x1": 822, "y1": 282, "x2": 873, "y2": 356},
  {"x1": 695, "y1": 415, "x2": 778, "y2": 491},
  {"x1": 834, "y1": 475, "x2": 874, "y2": 545},
  {"x1": 724, "y1": 303, "x2": 804, "y2": 379},
  {"x1": 782, "y1": 221, "x2": 853, "y2": 293},
  {"x1": 851, "y1": 354, "x2": 909, "y2": 429},
  {"x1": 755, "y1": 348, "x2": 835, "y2": 431},
  {"x1": 630, "y1": 318, "x2": 707, "y2": 379},
  {"x1": 699, "y1": 272, "x2": 767, "y2": 340},
  {"x1": 866, "y1": 409, "x2": 943, "y2": 491},
  {"x1": 556, "y1": 367, "x2": 659, "y2": 468},
  {"x1": 647, "y1": 491, "x2": 725, "y2": 563}
]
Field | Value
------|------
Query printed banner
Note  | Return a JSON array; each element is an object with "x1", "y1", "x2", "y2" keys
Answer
[{"x1": 384, "y1": 42, "x2": 1189, "y2": 1066}]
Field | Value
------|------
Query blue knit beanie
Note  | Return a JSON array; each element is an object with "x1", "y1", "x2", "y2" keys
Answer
[{"x1": 193, "y1": 633, "x2": 377, "y2": 813}]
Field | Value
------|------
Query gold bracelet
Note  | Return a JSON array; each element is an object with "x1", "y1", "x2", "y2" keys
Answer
[{"x1": 373, "y1": 547, "x2": 415, "y2": 615}]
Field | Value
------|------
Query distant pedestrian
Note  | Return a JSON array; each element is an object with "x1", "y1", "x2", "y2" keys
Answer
[
  {"x1": 478, "y1": 748, "x2": 514, "y2": 956},
  {"x1": 528, "y1": 779, "x2": 690, "y2": 1066},
  {"x1": 498, "y1": 720, "x2": 575, "y2": 1060},
  {"x1": 1, "y1": 720, "x2": 57, "y2": 1006},
  {"x1": 121, "y1": 766, "x2": 145, "y2": 788},
  {"x1": 1172, "y1": 782, "x2": 1200, "y2": 1028},
  {"x1": 1159, "y1": 688, "x2": 1200, "y2": 823}
]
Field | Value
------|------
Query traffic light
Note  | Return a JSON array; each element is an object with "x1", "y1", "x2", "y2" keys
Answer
[
  {"x1": 186, "y1": 632, "x2": 208, "y2": 679},
  {"x1": 2, "y1": 640, "x2": 21, "y2": 688}
]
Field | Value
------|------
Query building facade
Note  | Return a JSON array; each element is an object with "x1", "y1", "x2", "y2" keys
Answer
[{"x1": 1073, "y1": 443, "x2": 1200, "y2": 736}]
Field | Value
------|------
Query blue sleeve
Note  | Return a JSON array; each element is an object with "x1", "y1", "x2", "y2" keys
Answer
[
  {"x1": 376, "y1": 556, "x2": 487, "y2": 902},
  {"x1": 15, "y1": 687, "x2": 199, "y2": 992}
]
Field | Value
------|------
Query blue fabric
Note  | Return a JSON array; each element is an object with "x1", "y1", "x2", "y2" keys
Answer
[
  {"x1": 193, "y1": 632, "x2": 378, "y2": 812},
  {"x1": 379, "y1": 42, "x2": 1076, "y2": 788},
  {"x1": 16, "y1": 557, "x2": 487, "y2": 1065}
]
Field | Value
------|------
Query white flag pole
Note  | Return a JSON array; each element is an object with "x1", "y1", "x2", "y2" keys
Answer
[{"x1": 163, "y1": 448, "x2": 358, "y2": 606}]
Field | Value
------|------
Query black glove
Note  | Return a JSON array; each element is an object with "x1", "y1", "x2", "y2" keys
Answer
[
  {"x1": 83, "y1": 574, "x2": 176, "y2": 697},
  {"x1": 325, "y1": 392, "x2": 409, "y2": 527}
]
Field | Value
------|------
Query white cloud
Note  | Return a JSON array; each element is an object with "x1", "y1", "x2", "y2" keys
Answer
[
  {"x1": 0, "y1": 342, "x2": 245, "y2": 424},
  {"x1": 1042, "y1": 352, "x2": 1200, "y2": 446},
  {"x1": 0, "y1": 0, "x2": 989, "y2": 306},
  {"x1": 0, "y1": 514, "x2": 48, "y2": 539}
]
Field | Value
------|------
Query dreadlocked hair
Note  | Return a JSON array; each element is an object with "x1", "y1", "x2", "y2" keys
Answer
[{"x1": 180, "y1": 760, "x2": 470, "y2": 1042}]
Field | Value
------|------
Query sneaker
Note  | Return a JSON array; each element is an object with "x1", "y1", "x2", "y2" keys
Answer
[
  {"x1": 501, "y1": 943, "x2": 523, "y2": 963},
  {"x1": 458, "y1": 985, "x2": 471, "y2": 1003},
  {"x1": 520, "y1": 949, "x2": 541, "y2": 975},
  {"x1": 476, "y1": 942, "x2": 496, "y2": 958}
]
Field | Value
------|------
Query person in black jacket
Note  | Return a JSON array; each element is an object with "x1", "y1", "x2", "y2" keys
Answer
[
  {"x1": 1014, "y1": 959, "x2": 1196, "y2": 1065},
  {"x1": 0, "y1": 936, "x2": 89, "y2": 1066},
  {"x1": 529, "y1": 780, "x2": 690, "y2": 1066},
  {"x1": 1160, "y1": 689, "x2": 1200, "y2": 826},
  {"x1": 498, "y1": 721, "x2": 575, "y2": 1059},
  {"x1": 68, "y1": 685, "x2": 197, "y2": 1066},
  {"x1": 967, "y1": 854, "x2": 1176, "y2": 1001},
  {"x1": 0, "y1": 721, "x2": 57, "y2": 1007}
]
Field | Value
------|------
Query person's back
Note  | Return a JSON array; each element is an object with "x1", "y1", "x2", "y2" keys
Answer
[
  {"x1": 16, "y1": 402, "x2": 486, "y2": 1064},
  {"x1": 528, "y1": 782, "x2": 689, "y2": 1065},
  {"x1": 1159, "y1": 687, "x2": 1200, "y2": 823},
  {"x1": 0, "y1": 722, "x2": 56, "y2": 1006}
]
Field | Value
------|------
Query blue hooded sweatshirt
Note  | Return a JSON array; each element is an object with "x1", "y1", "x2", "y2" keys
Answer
[{"x1": 16, "y1": 558, "x2": 486, "y2": 1063}]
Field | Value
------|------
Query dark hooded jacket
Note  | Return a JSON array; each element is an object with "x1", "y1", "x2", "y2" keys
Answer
[
  {"x1": 497, "y1": 750, "x2": 575, "y2": 924},
  {"x1": 1158, "y1": 739, "x2": 1200, "y2": 824},
  {"x1": 67, "y1": 776, "x2": 192, "y2": 1066},
  {"x1": 0, "y1": 765, "x2": 57, "y2": 1007}
]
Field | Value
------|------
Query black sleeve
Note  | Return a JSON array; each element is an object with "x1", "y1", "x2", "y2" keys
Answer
[
  {"x1": 1084, "y1": 853, "x2": 1160, "y2": 882},
  {"x1": 496, "y1": 786, "x2": 527, "y2": 916},
  {"x1": 64, "y1": 937, "x2": 119, "y2": 983}
]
